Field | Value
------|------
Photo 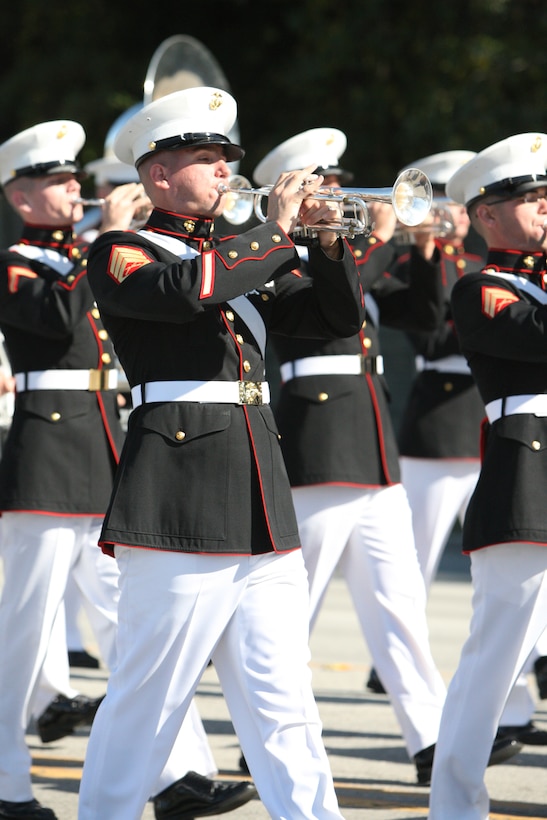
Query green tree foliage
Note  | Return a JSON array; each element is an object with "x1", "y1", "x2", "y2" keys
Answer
[{"x1": 1, "y1": 0, "x2": 547, "y2": 186}]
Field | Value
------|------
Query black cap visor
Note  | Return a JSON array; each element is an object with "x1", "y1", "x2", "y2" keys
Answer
[
  {"x1": 7, "y1": 159, "x2": 86, "y2": 183},
  {"x1": 136, "y1": 132, "x2": 245, "y2": 168},
  {"x1": 468, "y1": 173, "x2": 547, "y2": 207}
]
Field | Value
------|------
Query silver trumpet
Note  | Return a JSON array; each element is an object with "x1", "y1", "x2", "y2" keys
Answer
[
  {"x1": 218, "y1": 168, "x2": 433, "y2": 238},
  {"x1": 72, "y1": 197, "x2": 106, "y2": 207},
  {"x1": 394, "y1": 198, "x2": 455, "y2": 245}
]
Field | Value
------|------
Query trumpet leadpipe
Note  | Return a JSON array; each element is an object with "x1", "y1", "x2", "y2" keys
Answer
[{"x1": 72, "y1": 197, "x2": 106, "y2": 207}]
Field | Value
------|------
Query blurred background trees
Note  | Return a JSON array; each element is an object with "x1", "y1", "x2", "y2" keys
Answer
[{"x1": 2, "y1": 0, "x2": 547, "y2": 189}]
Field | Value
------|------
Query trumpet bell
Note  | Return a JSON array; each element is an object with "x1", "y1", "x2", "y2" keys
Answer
[
  {"x1": 220, "y1": 174, "x2": 255, "y2": 225},
  {"x1": 391, "y1": 168, "x2": 433, "y2": 227}
]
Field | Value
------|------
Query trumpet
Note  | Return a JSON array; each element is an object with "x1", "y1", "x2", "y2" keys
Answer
[
  {"x1": 218, "y1": 168, "x2": 433, "y2": 239},
  {"x1": 393, "y1": 198, "x2": 455, "y2": 245}
]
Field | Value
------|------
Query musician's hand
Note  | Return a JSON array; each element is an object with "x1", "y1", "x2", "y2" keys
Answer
[
  {"x1": 0, "y1": 369, "x2": 15, "y2": 396},
  {"x1": 367, "y1": 202, "x2": 396, "y2": 243},
  {"x1": 99, "y1": 183, "x2": 152, "y2": 233},
  {"x1": 266, "y1": 165, "x2": 324, "y2": 234},
  {"x1": 412, "y1": 229, "x2": 437, "y2": 260},
  {"x1": 299, "y1": 198, "x2": 343, "y2": 257}
]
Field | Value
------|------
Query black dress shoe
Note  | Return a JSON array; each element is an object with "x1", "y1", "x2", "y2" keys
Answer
[
  {"x1": 498, "y1": 720, "x2": 547, "y2": 745},
  {"x1": 365, "y1": 667, "x2": 386, "y2": 695},
  {"x1": 414, "y1": 743, "x2": 435, "y2": 786},
  {"x1": 36, "y1": 693, "x2": 104, "y2": 743},
  {"x1": 488, "y1": 734, "x2": 523, "y2": 764},
  {"x1": 0, "y1": 799, "x2": 57, "y2": 819},
  {"x1": 67, "y1": 649, "x2": 100, "y2": 669},
  {"x1": 534, "y1": 656, "x2": 547, "y2": 699},
  {"x1": 413, "y1": 735, "x2": 522, "y2": 787},
  {"x1": 153, "y1": 771, "x2": 257, "y2": 819}
]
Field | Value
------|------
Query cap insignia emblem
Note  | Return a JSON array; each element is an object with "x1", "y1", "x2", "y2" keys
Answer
[
  {"x1": 531, "y1": 136, "x2": 543, "y2": 153},
  {"x1": 209, "y1": 92, "x2": 223, "y2": 111},
  {"x1": 56, "y1": 124, "x2": 68, "y2": 140}
]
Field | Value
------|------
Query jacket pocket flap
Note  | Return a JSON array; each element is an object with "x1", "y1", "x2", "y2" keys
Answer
[{"x1": 136, "y1": 402, "x2": 231, "y2": 443}]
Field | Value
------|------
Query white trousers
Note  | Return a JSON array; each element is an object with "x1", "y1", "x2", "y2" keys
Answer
[
  {"x1": 0, "y1": 513, "x2": 215, "y2": 802},
  {"x1": 400, "y1": 457, "x2": 541, "y2": 725},
  {"x1": 78, "y1": 548, "x2": 343, "y2": 820},
  {"x1": 429, "y1": 542, "x2": 547, "y2": 820},
  {"x1": 32, "y1": 603, "x2": 79, "y2": 717},
  {"x1": 400, "y1": 456, "x2": 480, "y2": 590},
  {"x1": 0, "y1": 514, "x2": 118, "y2": 800},
  {"x1": 292, "y1": 483, "x2": 447, "y2": 757},
  {"x1": 64, "y1": 573, "x2": 88, "y2": 651}
]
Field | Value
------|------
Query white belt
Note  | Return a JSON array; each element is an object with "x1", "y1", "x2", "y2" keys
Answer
[
  {"x1": 131, "y1": 380, "x2": 270, "y2": 407},
  {"x1": 485, "y1": 394, "x2": 547, "y2": 423},
  {"x1": 280, "y1": 354, "x2": 384, "y2": 383},
  {"x1": 415, "y1": 355, "x2": 471, "y2": 375},
  {"x1": 15, "y1": 369, "x2": 119, "y2": 392}
]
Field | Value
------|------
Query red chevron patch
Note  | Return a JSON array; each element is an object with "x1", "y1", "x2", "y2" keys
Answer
[
  {"x1": 7, "y1": 265, "x2": 37, "y2": 294},
  {"x1": 107, "y1": 245, "x2": 154, "y2": 284},
  {"x1": 481, "y1": 285, "x2": 519, "y2": 318}
]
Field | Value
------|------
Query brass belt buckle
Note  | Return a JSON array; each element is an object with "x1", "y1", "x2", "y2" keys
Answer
[
  {"x1": 88, "y1": 369, "x2": 108, "y2": 391},
  {"x1": 239, "y1": 380, "x2": 263, "y2": 405},
  {"x1": 360, "y1": 356, "x2": 376, "y2": 375}
]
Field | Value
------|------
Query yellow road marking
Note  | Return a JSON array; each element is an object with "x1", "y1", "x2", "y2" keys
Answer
[
  {"x1": 32, "y1": 765, "x2": 82, "y2": 780},
  {"x1": 29, "y1": 755, "x2": 545, "y2": 818}
]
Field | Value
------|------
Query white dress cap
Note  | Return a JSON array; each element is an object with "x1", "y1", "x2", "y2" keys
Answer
[
  {"x1": 253, "y1": 127, "x2": 348, "y2": 186},
  {"x1": 400, "y1": 150, "x2": 476, "y2": 187},
  {"x1": 0, "y1": 120, "x2": 85, "y2": 187},
  {"x1": 113, "y1": 86, "x2": 243, "y2": 167},
  {"x1": 446, "y1": 133, "x2": 547, "y2": 206}
]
